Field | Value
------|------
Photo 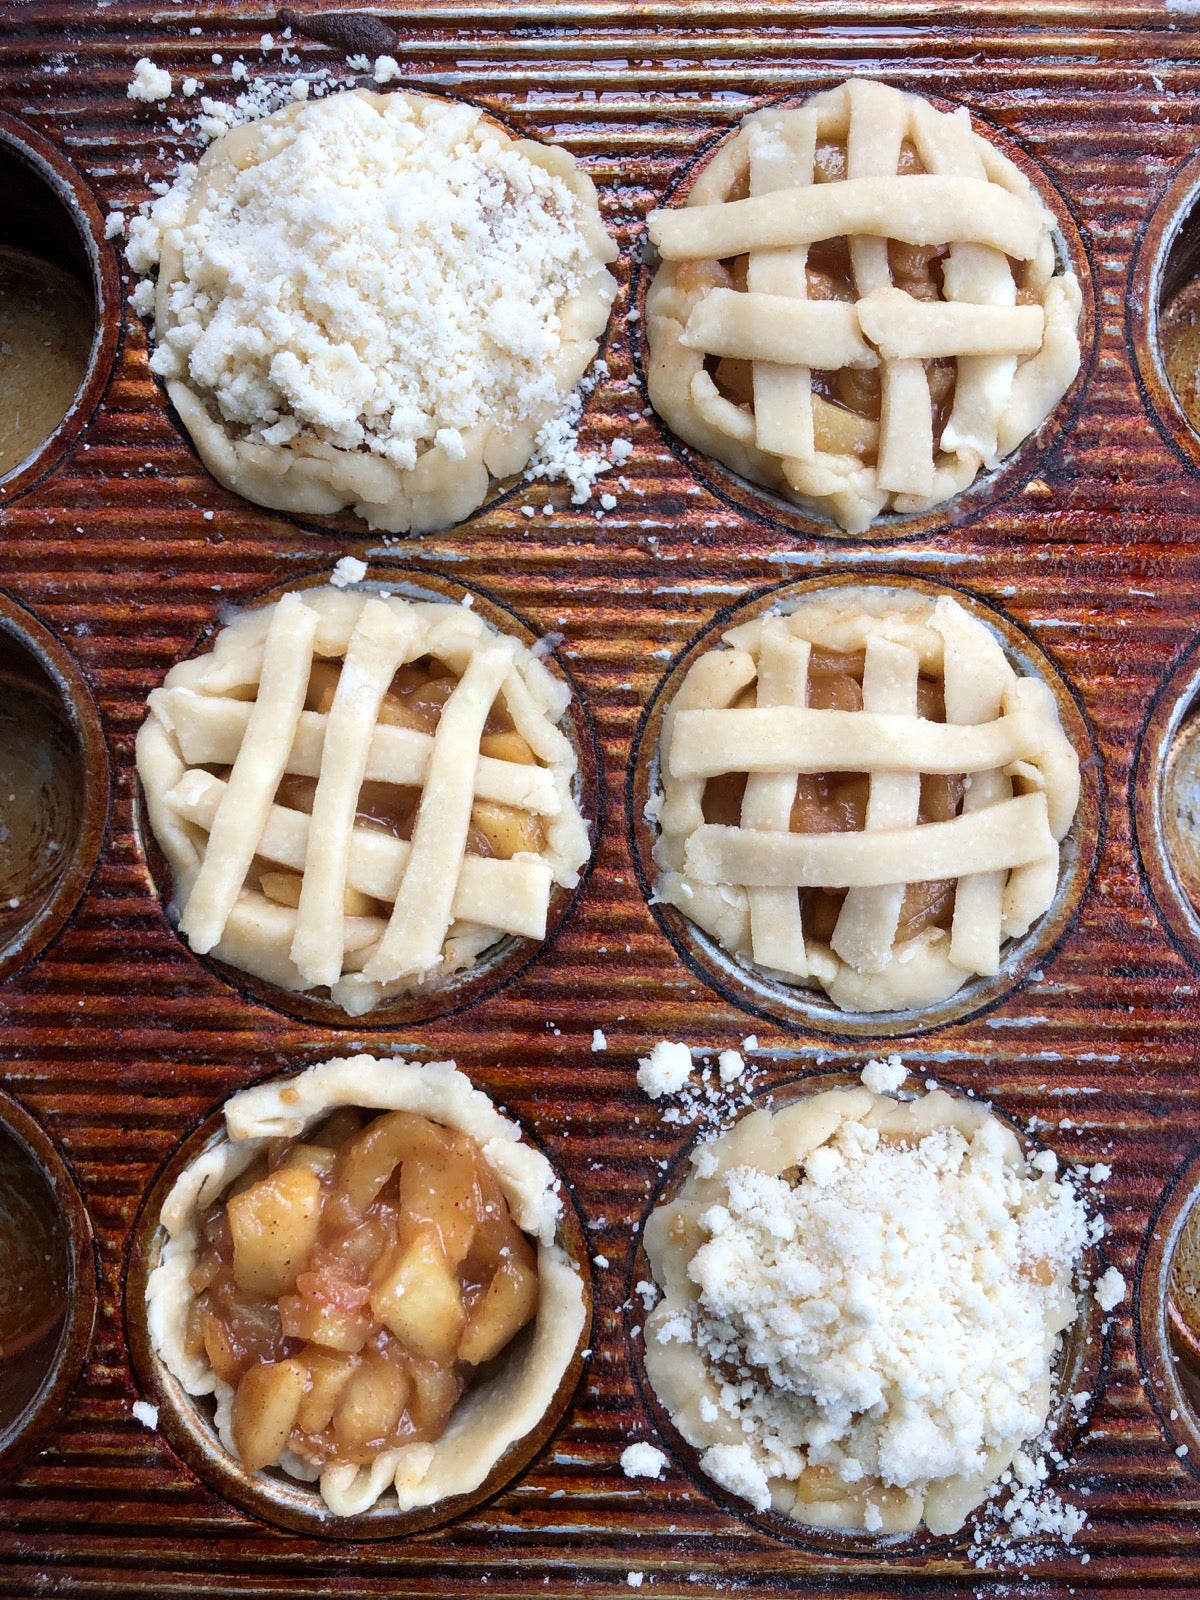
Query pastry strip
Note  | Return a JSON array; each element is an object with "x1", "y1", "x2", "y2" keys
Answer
[
  {"x1": 681, "y1": 290, "x2": 874, "y2": 368},
  {"x1": 178, "y1": 592, "x2": 318, "y2": 954},
  {"x1": 856, "y1": 288, "x2": 1045, "y2": 361},
  {"x1": 669, "y1": 704, "x2": 1050, "y2": 778},
  {"x1": 747, "y1": 112, "x2": 818, "y2": 462},
  {"x1": 829, "y1": 637, "x2": 922, "y2": 973},
  {"x1": 741, "y1": 619, "x2": 811, "y2": 977},
  {"x1": 649, "y1": 175, "x2": 1045, "y2": 262},
  {"x1": 291, "y1": 599, "x2": 419, "y2": 988},
  {"x1": 685, "y1": 791, "x2": 1054, "y2": 889},
  {"x1": 153, "y1": 688, "x2": 561, "y2": 816},
  {"x1": 364, "y1": 645, "x2": 514, "y2": 981},
  {"x1": 165, "y1": 772, "x2": 552, "y2": 939}
]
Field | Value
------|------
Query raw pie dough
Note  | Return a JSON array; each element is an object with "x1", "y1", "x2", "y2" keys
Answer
[
  {"x1": 646, "y1": 79, "x2": 1082, "y2": 532},
  {"x1": 642, "y1": 1079, "x2": 1089, "y2": 1535},
  {"x1": 147, "y1": 1054, "x2": 586, "y2": 1516},
  {"x1": 129, "y1": 89, "x2": 617, "y2": 532},
  {"x1": 137, "y1": 585, "x2": 590, "y2": 1015},
  {"x1": 651, "y1": 586, "x2": 1080, "y2": 1012}
]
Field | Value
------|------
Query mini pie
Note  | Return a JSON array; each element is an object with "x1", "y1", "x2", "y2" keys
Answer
[
  {"x1": 651, "y1": 586, "x2": 1080, "y2": 1012},
  {"x1": 645, "y1": 78, "x2": 1082, "y2": 532},
  {"x1": 127, "y1": 88, "x2": 617, "y2": 532},
  {"x1": 146, "y1": 1055, "x2": 586, "y2": 1515},
  {"x1": 136, "y1": 585, "x2": 590, "y2": 1015},
  {"x1": 642, "y1": 1074, "x2": 1091, "y2": 1535}
]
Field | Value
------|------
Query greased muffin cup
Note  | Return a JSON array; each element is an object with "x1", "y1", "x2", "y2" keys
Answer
[
  {"x1": 0, "y1": 111, "x2": 121, "y2": 504},
  {"x1": 0, "y1": 1088, "x2": 97, "y2": 1476}
]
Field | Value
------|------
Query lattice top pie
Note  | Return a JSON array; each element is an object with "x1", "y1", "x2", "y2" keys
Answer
[
  {"x1": 651, "y1": 587, "x2": 1080, "y2": 1012},
  {"x1": 137, "y1": 586, "x2": 590, "y2": 1015},
  {"x1": 645, "y1": 79, "x2": 1082, "y2": 532}
]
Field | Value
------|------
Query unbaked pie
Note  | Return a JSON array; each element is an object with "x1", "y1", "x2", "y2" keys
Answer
[
  {"x1": 126, "y1": 89, "x2": 617, "y2": 532},
  {"x1": 645, "y1": 78, "x2": 1082, "y2": 532},
  {"x1": 642, "y1": 1066, "x2": 1095, "y2": 1535},
  {"x1": 650, "y1": 586, "x2": 1080, "y2": 1012},
  {"x1": 147, "y1": 1054, "x2": 586, "y2": 1516},
  {"x1": 137, "y1": 585, "x2": 590, "y2": 1015}
]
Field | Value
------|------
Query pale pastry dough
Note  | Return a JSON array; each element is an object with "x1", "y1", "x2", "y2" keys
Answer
[
  {"x1": 137, "y1": 586, "x2": 591, "y2": 1014},
  {"x1": 146, "y1": 1055, "x2": 587, "y2": 1517},
  {"x1": 137, "y1": 89, "x2": 616, "y2": 532},
  {"x1": 646, "y1": 79, "x2": 1082, "y2": 532},
  {"x1": 642, "y1": 1082, "x2": 1088, "y2": 1535},
  {"x1": 651, "y1": 586, "x2": 1080, "y2": 1013}
]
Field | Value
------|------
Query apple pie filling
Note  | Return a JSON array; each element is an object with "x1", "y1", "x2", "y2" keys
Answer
[{"x1": 188, "y1": 1107, "x2": 539, "y2": 1474}]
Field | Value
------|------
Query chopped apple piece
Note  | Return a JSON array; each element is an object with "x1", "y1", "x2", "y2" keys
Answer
[
  {"x1": 296, "y1": 1350, "x2": 359, "y2": 1434},
  {"x1": 306, "y1": 661, "x2": 342, "y2": 713},
  {"x1": 408, "y1": 1356, "x2": 460, "y2": 1435},
  {"x1": 396, "y1": 1134, "x2": 479, "y2": 1266},
  {"x1": 279, "y1": 1291, "x2": 374, "y2": 1353},
  {"x1": 459, "y1": 1244, "x2": 539, "y2": 1366},
  {"x1": 371, "y1": 1227, "x2": 465, "y2": 1361},
  {"x1": 341, "y1": 1110, "x2": 453, "y2": 1213},
  {"x1": 280, "y1": 1143, "x2": 337, "y2": 1181},
  {"x1": 231, "y1": 1357, "x2": 308, "y2": 1471},
  {"x1": 228, "y1": 1166, "x2": 323, "y2": 1297},
  {"x1": 332, "y1": 1350, "x2": 411, "y2": 1453},
  {"x1": 479, "y1": 730, "x2": 538, "y2": 765},
  {"x1": 470, "y1": 799, "x2": 544, "y2": 859}
]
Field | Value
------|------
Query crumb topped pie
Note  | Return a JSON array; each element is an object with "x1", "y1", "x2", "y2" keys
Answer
[
  {"x1": 146, "y1": 1055, "x2": 586, "y2": 1517},
  {"x1": 650, "y1": 587, "x2": 1081, "y2": 1013},
  {"x1": 645, "y1": 79, "x2": 1082, "y2": 532},
  {"x1": 137, "y1": 585, "x2": 590, "y2": 1015},
  {"x1": 126, "y1": 89, "x2": 617, "y2": 533},
  {"x1": 641, "y1": 1068, "x2": 1096, "y2": 1535}
]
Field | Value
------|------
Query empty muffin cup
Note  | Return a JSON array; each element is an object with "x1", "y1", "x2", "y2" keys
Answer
[
  {"x1": 0, "y1": 593, "x2": 109, "y2": 984},
  {"x1": 0, "y1": 111, "x2": 120, "y2": 500},
  {"x1": 0, "y1": 1089, "x2": 97, "y2": 1474}
]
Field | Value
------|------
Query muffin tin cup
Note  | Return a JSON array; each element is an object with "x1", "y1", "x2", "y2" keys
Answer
[
  {"x1": 0, "y1": 1088, "x2": 98, "y2": 1477},
  {"x1": 1128, "y1": 149, "x2": 1200, "y2": 474},
  {"x1": 628, "y1": 1066, "x2": 1110, "y2": 1557},
  {"x1": 130, "y1": 560, "x2": 603, "y2": 1029},
  {"x1": 0, "y1": 590, "x2": 110, "y2": 985},
  {"x1": 0, "y1": 110, "x2": 121, "y2": 504},
  {"x1": 628, "y1": 571, "x2": 1101, "y2": 1039},
  {"x1": 124, "y1": 1066, "x2": 595, "y2": 1539},
  {"x1": 1136, "y1": 1145, "x2": 1200, "y2": 1474},
  {"x1": 629, "y1": 82, "x2": 1095, "y2": 547}
]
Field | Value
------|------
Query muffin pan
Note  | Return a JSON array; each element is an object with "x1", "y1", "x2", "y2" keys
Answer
[{"x1": 3, "y1": 3, "x2": 1200, "y2": 1595}]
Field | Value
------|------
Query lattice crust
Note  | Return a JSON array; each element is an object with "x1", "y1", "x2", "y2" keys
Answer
[
  {"x1": 645, "y1": 79, "x2": 1082, "y2": 533},
  {"x1": 651, "y1": 588, "x2": 1081, "y2": 1012},
  {"x1": 148, "y1": 91, "x2": 617, "y2": 534},
  {"x1": 147, "y1": 1056, "x2": 586, "y2": 1515},
  {"x1": 137, "y1": 587, "x2": 590, "y2": 1015}
]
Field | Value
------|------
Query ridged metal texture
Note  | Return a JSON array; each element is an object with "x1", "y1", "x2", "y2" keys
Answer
[{"x1": 1, "y1": 2, "x2": 1199, "y2": 1594}]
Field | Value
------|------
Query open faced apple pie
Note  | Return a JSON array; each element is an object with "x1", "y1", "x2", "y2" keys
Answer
[
  {"x1": 650, "y1": 586, "x2": 1080, "y2": 1012},
  {"x1": 136, "y1": 585, "x2": 590, "y2": 1014},
  {"x1": 146, "y1": 1055, "x2": 586, "y2": 1516},
  {"x1": 645, "y1": 78, "x2": 1082, "y2": 532}
]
